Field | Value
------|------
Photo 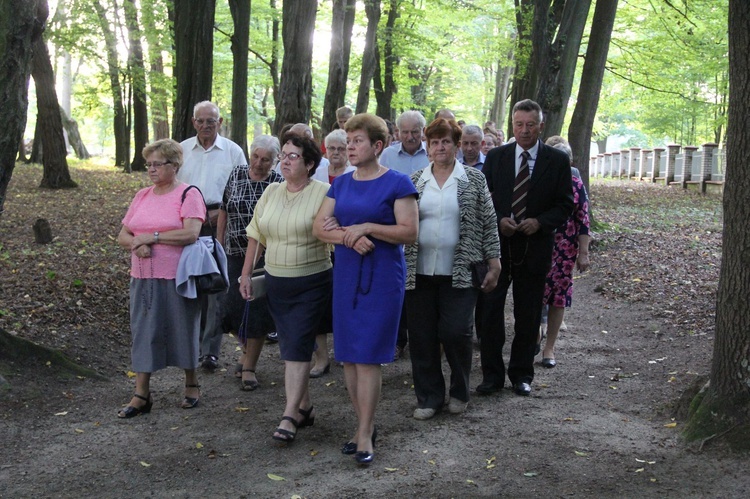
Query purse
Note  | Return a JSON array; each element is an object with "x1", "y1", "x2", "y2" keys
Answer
[
  {"x1": 182, "y1": 186, "x2": 229, "y2": 295},
  {"x1": 470, "y1": 261, "x2": 489, "y2": 289},
  {"x1": 248, "y1": 239, "x2": 267, "y2": 299}
]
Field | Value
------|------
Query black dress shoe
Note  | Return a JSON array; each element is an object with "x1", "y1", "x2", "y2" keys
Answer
[
  {"x1": 355, "y1": 451, "x2": 374, "y2": 465},
  {"x1": 541, "y1": 358, "x2": 556, "y2": 368},
  {"x1": 513, "y1": 382, "x2": 531, "y2": 396},
  {"x1": 476, "y1": 381, "x2": 503, "y2": 395}
]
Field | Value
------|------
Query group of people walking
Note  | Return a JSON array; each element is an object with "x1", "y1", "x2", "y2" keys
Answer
[{"x1": 116, "y1": 98, "x2": 590, "y2": 466}]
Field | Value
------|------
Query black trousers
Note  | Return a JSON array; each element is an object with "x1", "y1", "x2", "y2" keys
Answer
[
  {"x1": 478, "y1": 264, "x2": 546, "y2": 386},
  {"x1": 406, "y1": 275, "x2": 478, "y2": 409}
]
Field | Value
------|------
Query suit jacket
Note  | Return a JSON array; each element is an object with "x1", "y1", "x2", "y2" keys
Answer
[{"x1": 483, "y1": 140, "x2": 574, "y2": 274}]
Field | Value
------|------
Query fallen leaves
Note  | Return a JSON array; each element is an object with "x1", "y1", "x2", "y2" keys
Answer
[{"x1": 267, "y1": 473, "x2": 285, "y2": 481}]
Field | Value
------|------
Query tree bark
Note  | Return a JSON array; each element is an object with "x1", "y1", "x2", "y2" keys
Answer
[
  {"x1": 31, "y1": 30, "x2": 76, "y2": 189},
  {"x1": 59, "y1": 105, "x2": 90, "y2": 159},
  {"x1": 274, "y1": 0, "x2": 318, "y2": 134},
  {"x1": 374, "y1": 0, "x2": 398, "y2": 121},
  {"x1": 355, "y1": 0, "x2": 381, "y2": 114},
  {"x1": 92, "y1": 0, "x2": 128, "y2": 168},
  {"x1": 0, "y1": 0, "x2": 43, "y2": 215},
  {"x1": 321, "y1": 0, "x2": 351, "y2": 137},
  {"x1": 229, "y1": 0, "x2": 250, "y2": 158},
  {"x1": 124, "y1": 0, "x2": 149, "y2": 171},
  {"x1": 685, "y1": 0, "x2": 750, "y2": 446},
  {"x1": 172, "y1": 0, "x2": 216, "y2": 142},
  {"x1": 567, "y1": 0, "x2": 618, "y2": 196},
  {"x1": 141, "y1": 0, "x2": 170, "y2": 140}
]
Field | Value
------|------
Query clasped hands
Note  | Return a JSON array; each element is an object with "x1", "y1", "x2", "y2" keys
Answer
[
  {"x1": 499, "y1": 217, "x2": 541, "y2": 237},
  {"x1": 321, "y1": 216, "x2": 374, "y2": 256},
  {"x1": 131, "y1": 233, "x2": 154, "y2": 258}
]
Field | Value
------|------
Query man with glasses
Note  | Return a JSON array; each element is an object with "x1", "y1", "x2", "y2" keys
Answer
[{"x1": 178, "y1": 100, "x2": 246, "y2": 370}]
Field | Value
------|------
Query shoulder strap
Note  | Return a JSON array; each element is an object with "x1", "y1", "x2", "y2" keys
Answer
[{"x1": 181, "y1": 184, "x2": 205, "y2": 205}]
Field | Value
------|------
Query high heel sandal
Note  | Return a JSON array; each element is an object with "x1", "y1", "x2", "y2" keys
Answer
[
  {"x1": 181, "y1": 384, "x2": 200, "y2": 409},
  {"x1": 341, "y1": 426, "x2": 377, "y2": 455},
  {"x1": 298, "y1": 406, "x2": 315, "y2": 428},
  {"x1": 117, "y1": 393, "x2": 152, "y2": 419},
  {"x1": 272, "y1": 416, "x2": 298, "y2": 443},
  {"x1": 241, "y1": 369, "x2": 259, "y2": 391}
]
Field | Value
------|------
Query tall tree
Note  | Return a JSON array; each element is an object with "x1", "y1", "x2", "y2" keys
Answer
[
  {"x1": 321, "y1": 0, "x2": 355, "y2": 137},
  {"x1": 685, "y1": 0, "x2": 750, "y2": 447},
  {"x1": 173, "y1": 0, "x2": 216, "y2": 141},
  {"x1": 228, "y1": 0, "x2": 250, "y2": 157},
  {"x1": 0, "y1": 0, "x2": 44, "y2": 215},
  {"x1": 92, "y1": 0, "x2": 128, "y2": 168},
  {"x1": 274, "y1": 0, "x2": 317, "y2": 134},
  {"x1": 31, "y1": 15, "x2": 76, "y2": 189},
  {"x1": 567, "y1": 0, "x2": 618, "y2": 195},
  {"x1": 124, "y1": 0, "x2": 148, "y2": 171},
  {"x1": 355, "y1": 0, "x2": 381, "y2": 114},
  {"x1": 141, "y1": 0, "x2": 170, "y2": 140},
  {"x1": 374, "y1": 0, "x2": 398, "y2": 121},
  {"x1": 509, "y1": 0, "x2": 591, "y2": 138}
]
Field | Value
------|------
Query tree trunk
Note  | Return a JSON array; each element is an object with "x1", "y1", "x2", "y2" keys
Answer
[
  {"x1": 685, "y1": 0, "x2": 750, "y2": 447},
  {"x1": 31, "y1": 33, "x2": 76, "y2": 189},
  {"x1": 0, "y1": 0, "x2": 43, "y2": 215},
  {"x1": 141, "y1": 0, "x2": 170, "y2": 141},
  {"x1": 321, "y1": 0, "x2": 351, "y2": 137},
  {"x1": 567, "y1": 0, "x2": 618, "y2": 197},
  {"x1": 269, "y1": 0, "x2": 280, "y2": 115},
  {"x1": 229, "y1": 0, "x2": 250, "y2": 158},
  {"x1": 92, "y1": 0, "x2": 128, "y2": 168},
  {"x1": 59, "y1": 106, "x2": 90, "y2": 159},
  {"x1": 355, "y1": 0, "x2": 381, "y2": 114},
  {"x1": 30, "y1": 119, "x2": 42, "y2": 163},
  {"x1": 172, "y1": 0, "x2": 216, "y2": 142},
  {"x1": 274, "y1": 0, "x2": 318, "y2": 134},
  {"x1": 536, "y1": 0, "x2": 591, "y2": 138},
  {"x1": 375, "y1": 0, "x2": 398, "y2": 121},
  {"x1": 124, "y1": 0, "x2": 149, "y2": 171}
]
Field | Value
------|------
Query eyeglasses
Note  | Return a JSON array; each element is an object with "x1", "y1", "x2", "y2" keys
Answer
[
  {"x1": 277, "y1": 152, "x2": 302, "y2": 161},
  {"x1": 327, "y1": 146, "x2": 347, "y2": 152},
  {"x1": 146, "y1": 161, "x2": 172, "y2": 169},
  {"x1": 194, "y1": 118, "x2": 219, "y2": 126}
]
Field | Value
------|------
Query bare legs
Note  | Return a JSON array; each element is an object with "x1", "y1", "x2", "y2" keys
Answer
[
  {"x1": 543, "y1": 305, "x2": 565, "y2": 360},
  {"x1": 273, "y1": 360, "x2": 312, "y2": 438},
  {"x1": 343, "y1": 362, "x2": 380, "y2": 453},
  {"x1": 126, "y1": 372, "x2": 152, "y2": 407},
  {"x1": 241, "y1": 337, "x2": 264, "y2": 385},
  {"x1": 310, "y1": 334, "x2": 330, "y2": 376}
]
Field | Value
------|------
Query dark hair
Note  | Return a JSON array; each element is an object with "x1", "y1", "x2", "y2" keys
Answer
[
  {"x1": 283, "y1": 135, "x2": 322, "y2": 176},
  {"x1": 512, "y1": 99, "x2": 544, "y2": 122},
  {"x1": 424, "y1": 118, "x2": 462, "y2": 145}
]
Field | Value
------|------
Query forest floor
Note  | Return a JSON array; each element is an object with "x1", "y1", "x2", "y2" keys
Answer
[{"x1": 0, "y1": 161, "x2": 747, "y2": 498}]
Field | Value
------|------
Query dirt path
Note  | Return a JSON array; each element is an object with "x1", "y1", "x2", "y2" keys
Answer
[{"x1": 2, "y1": 272, "x2": 748, "y2": 498}]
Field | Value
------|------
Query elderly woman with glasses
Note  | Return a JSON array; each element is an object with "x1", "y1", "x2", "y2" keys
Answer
[
  {"x1": 217, "y1": 135, "x2": 282, "y2": 391},
  {"x1": 116, "y1": 139, "x2": 206, "y2": 418},
  {"x1": 239, "y1": 134, "x2": 332, "y2": 444}
]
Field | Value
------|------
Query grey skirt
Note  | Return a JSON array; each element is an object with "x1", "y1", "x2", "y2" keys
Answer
[{"x1": 129, "y1": 278, "x2": 201, "y2": 372}]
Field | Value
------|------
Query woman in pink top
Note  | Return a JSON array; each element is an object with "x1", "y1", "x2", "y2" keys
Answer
[{"x1": 116, "y1": 139, "x2": 206, "y2": 418}]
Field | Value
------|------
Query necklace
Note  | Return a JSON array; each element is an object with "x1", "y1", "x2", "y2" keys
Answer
[
  {"x1": 282, "y1": 179, "x2": 310, "y2": 209},
  {"x1": 354, "y1": 166, "x2": 384, "y2": 181}
]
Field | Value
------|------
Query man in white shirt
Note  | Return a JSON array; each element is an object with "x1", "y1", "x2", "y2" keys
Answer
[
  {"x1": 178, "y1": 101, "x2": 246, "y2": 370},
  {"x1": 380, "y1": 110, "x2": 429, "y2": 175}
]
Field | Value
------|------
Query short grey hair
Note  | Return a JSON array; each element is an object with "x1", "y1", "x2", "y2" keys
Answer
[
  {"x1": 325, "y1": 129, "x2": 347, "y2": 148},
  {"x1": 396, "y1": 110, "x2": 426, "y2": 130},
  {"x1": 250, "y1": 134, "x2": 280, "y2": 165},
  {"x1": 551, "y1": 141, "x2": 573, "y2": 160},
  {"x1": 193, "y1": 100, "x2": 220, "y2": 118},
  {"x1": 461, "y1": 125, "x2": 483, "y2": 140}
]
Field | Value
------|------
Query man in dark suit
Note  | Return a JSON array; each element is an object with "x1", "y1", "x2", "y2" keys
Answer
[{"x1": 476, "y1": 99, "x2": 574, "y2": 396}]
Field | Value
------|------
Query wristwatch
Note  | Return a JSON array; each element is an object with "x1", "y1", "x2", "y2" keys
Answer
[{"x1": 153, "y1": 231, "x2": 159, "y2": 243}]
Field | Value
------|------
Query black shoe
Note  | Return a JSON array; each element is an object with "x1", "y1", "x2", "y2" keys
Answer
[
  {"x1": 476, "y1": 381, "x2": 503, "y2": 395},
  {"x1": 342, "y1": 426, "x2": 377, "y2": 455},
  {"x1": 201, "y1": 355, "x2": 219, "y2": 370},
  {"x1": 298, "y1": 406, "x2": 315, "y2": 428},
  {"x1": 117, "y1": 393, "x2": 152, "y2": 419},
  {"x1": 266, "y1": 332, "x2": 279, "y2": 343},
  {"x1": 355, "y1": 451, "x2": 374, "y2": 465},
  {"x1": 541, "y1": 358, "x2": 556, "y2": 368},
  {"x1": 513, "y1": 382, "x2": 531, "y2": 396}
]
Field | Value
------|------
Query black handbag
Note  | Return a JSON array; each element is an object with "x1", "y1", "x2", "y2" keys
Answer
[
  {"x1": 470, "y1": 261, "x2": 489, "y2": 288},
  {"x1": 181, "y1": 186, "x2": 229, "y2": 295}
]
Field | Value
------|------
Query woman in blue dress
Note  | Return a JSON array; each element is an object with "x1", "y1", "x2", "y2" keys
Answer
[{"x1": 314, "y1": 113, "x2": 418, "y2": 466}]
